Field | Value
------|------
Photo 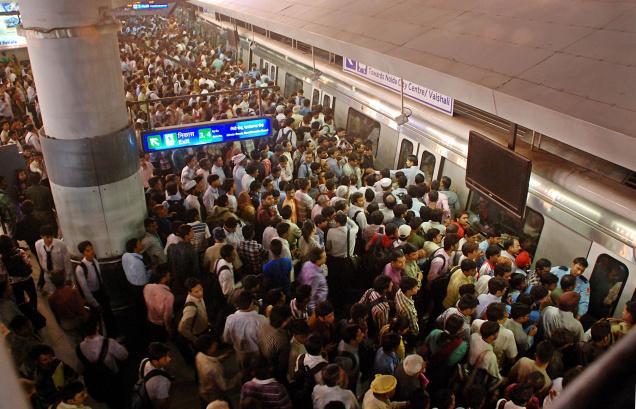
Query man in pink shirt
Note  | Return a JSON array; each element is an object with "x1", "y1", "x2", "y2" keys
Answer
[
  {"x1": 143, "y1": 265, "x2": 174, "y2": 342},
  {"x1": 383, "y1": 249, "x2": 406, "y2": 294}
]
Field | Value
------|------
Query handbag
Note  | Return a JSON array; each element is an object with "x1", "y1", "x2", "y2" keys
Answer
[
  {"x1": 462, "y1": 349, "x2": 501, "y2": 394},
  {"x1": 346, "y1": 227, "x2": 360, "y2": 272}
]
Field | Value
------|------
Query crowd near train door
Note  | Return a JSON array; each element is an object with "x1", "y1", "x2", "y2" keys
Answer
[
  {"x1": 584, "y1": 242, "x2": 636, "y2": 321},
  {"x1": 394, "y1": 133, "x2": 440, "y2": 185},
  {"x1": 260, "y1": 59, "x2": 278, "y2": 84},
  {"x1": 311, "y1": 86, "x2": 336, "y2": 111}
]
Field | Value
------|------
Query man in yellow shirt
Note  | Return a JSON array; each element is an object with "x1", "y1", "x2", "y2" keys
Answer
[{"x1": 443, "y1": 259, "x2": 477, "y2": 309}]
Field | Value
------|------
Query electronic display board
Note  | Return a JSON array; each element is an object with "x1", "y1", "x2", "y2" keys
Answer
[
  {"x1": 130, "y1": 3, "x2": 169, "y2": 10},
  {"x1": 141, "y1": 117, "x2": 272, "y2": 152},
  {"x1": 466, "y1": 130, "x2": 532, "y2": 220}
]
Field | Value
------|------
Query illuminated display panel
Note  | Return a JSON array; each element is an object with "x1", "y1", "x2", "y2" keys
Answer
[{"x1": 141, "y1": 117, "x2": 272, "y2": 152}]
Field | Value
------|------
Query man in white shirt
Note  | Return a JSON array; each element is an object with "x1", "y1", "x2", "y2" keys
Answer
[
  {"x1": 348, "y1": 192, "x2": 368, "y2": 233},
  {"x1": 312, "y1": 363, "x2": 359, "y2": 409},
  {"x1": 476, "y1": 277, "x2": 506, "y2": 319},
  {"x1": 469, "y1": 321, "x2": 502, "y2": 383},
  {"x1": 241, "y1": 164, "x2": 259, "y2": 194},
  {"x1": 24, "y1": 125, "x2": 41, "y2": 152},
  {"x1": 75, "y1": 240, "x2": 116, "y2": 336},
  {"x1": 210, "y1": 155, "x2": 226, "y2": 184},
  {"x1": 34, "y1": 225, "x2": 72, "y2": 294},
  {"x1": 215, "y1": 244, "x2": 238, "y2": 298},
  {"x1": 180, "y1": 154, "x2": 197, "y2": 187},
  {"x1": 390, "y1": 154, "x2": 426, "y2": 186},
  {"x1": 472, "y1": 302, "x2": 518, "y2": 369},
  {"x1": 223, "y1": 290, "x2": 268, "y2": 368},
  {"x1": 500, "y1": 237, "x2": 521, "y2": 272},
  {"x1": 202, "y1": 174, "x2": 221, "y2": 216}
]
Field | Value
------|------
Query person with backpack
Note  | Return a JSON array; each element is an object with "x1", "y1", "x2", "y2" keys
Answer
[
  {"x1": 276, "y1": 118, "x2": 297, "y2": 148},
  {"x1": 76, "y1": 316, "x2": 128, "y2": 408},
  {"x1": 74, "y1": 240, "x2": 116, "y2": 337},
  {"x1": 178, "y1": 277, "x2": 209, "y2": 344},
  {"x1": 134, "y1": 342, "x2": 174, "y2": 409},
  {"x1": 291, "y1": 333, "x2": 328, "y2": 408},
  {"x1": 358, "y1": 275, "x2": 393, "y2": 338}
]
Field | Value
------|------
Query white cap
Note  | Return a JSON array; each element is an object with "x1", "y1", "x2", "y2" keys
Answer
[
  {"x1": 380, "y1": 177, "x2": 392, "y2": 188},
  {"x1": 403, "y1": 354, "x2": 424, "y2": 376},
  {"x1": 398, "y1": 224, "x2": 412, "y2": 239},
  {"x1": 184, "y1": 180, "x2": 196, "y2": 192},
  {"x1": 276, "y1": 113, "x2": 286, "y2": 122},
  {"x1": 232, "y1": 153, "x2": 246, "y2": 164}
]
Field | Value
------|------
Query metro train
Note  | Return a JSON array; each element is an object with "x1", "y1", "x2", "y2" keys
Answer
[{"x1": 196, "y1": 13, "x2": 636, "y2": 322}]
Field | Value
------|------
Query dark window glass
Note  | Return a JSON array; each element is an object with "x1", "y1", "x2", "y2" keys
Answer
[
  {"x1": 269, "y1": 65, "x2": 277, "y2": 83},
  {"x1": 284, "y1": 73, "x2": 303, "y2": 98},
  {"x1": 588, "y1": 254, "x2": 628, "y2": 319},
  {"x1": 323, "y1": 94, "x2": 331, "y2": 110},
  {"x1": 397, "y1": 139, "x2": 414, "y2": 170},
  {"x1": 311, "y1": 89, "x2": 320, "y2": 106},
  {"x1": 420, "y1": 150, "x2": 436, "y2": 184},
  {"x1": 346, "y1": 108, "x2": 381, "y2": 155},
  {"x1": 467, "y1": 192, "x2": 544, "y2": 258}
]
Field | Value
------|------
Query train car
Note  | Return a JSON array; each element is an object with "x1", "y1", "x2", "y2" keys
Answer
[{"x1": 197, "y1": 12, "x2": 636, "y2": 323}]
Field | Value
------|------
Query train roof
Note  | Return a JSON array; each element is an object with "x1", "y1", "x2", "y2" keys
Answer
[{"x1": 191, "y1": 0, "x2": 636, "y2": 172}]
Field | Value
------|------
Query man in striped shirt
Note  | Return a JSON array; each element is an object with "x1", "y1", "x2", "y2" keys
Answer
[
  {"x1": 395, "y1": 276, "x2": 421, "y2": 337},
  {"x1": 359, "y1": 275, "x2": 393, "y2": 332},
  {"x1": 240, "y1": 358, "x2": 292, "y2": 409}
]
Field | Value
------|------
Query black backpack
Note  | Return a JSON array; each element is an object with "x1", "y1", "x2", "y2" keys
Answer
[
  {"x1": 128, "y1": 359, "x2": 173, "y2": 409},
  {"x1": 363, "y1": 233, "x2": 394, "y2": 277},
  {"x1": 76, "y1": 338, "x2": 118, "y2": 402},
  {"x1": 290, "y1": 354, "x2": 328, "y2": 409},
  {"x1": 420, "y1": 248, "x2": 447, "y2": 284}
]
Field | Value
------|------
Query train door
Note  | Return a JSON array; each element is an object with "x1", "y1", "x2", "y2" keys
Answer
[
  {"x1": 322, "y1": 92, "x2": 335, "y2": 111},
  {"x1": 584, "y1": 242, "x2": 636, "y2": 320},
  {"x1": 260, "y1": 59, "x2": 277, "y2": 84},
  {"x1": 395, "y1": 134, "x2": 440, "y2": 184},
  {"x1": 311, "y1": 86, "x2": 321, "y2": 107}
]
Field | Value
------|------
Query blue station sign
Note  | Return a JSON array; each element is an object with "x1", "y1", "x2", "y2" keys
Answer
[{"x1": 141, "y1": 117, "x2": 272, "y2": 152}]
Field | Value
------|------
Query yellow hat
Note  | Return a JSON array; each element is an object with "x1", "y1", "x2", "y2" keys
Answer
[{"x1": 370, "y1": 374, "x2": 397, "y2": 394}]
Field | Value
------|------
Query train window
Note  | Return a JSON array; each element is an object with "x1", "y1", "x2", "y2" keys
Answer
[
  {"x1": 312, "y1": 89, "x2": 321, "y2": 107},
  {"x1": 466, "y1": 191, "x2": 544, "y2": 257},
  {"x1": 323, "y1": 94, "x2": 331, "y2": 110},
  {"x1": 347, "y1": 108, "x2": 380, "y2": 155},
  {"x1": 397, "y1": 139, "x2": 414, "y2": 169},
  {"x1": 269, "y1": 64, "x2": 277, "y2": 84},
  {"x1": 588, "y1": 254, "x2": 629, "y2": 319},
  {"x1": 420, "y1": 150, "x2": 436, "y2": 184},
  {"x1": 284, "y1": 73, "x2": 303, "y2": 98}
]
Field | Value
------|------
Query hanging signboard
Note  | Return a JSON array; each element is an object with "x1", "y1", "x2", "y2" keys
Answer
[
  {"x1": 141, "y1": 117, "x2": 272, "y2": 152},
  {"x1": 343, "y1": 57, "x2": 453, "y2": 116}
]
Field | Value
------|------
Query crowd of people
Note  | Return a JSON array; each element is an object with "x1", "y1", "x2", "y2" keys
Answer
[{"x1": 0, "y1": 11, "x2": 634, "y2": 409}]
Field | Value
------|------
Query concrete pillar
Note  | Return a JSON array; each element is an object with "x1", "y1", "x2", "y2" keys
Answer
[{"x1": 19, "y1": 0, "x2": 146, "y2": 259}]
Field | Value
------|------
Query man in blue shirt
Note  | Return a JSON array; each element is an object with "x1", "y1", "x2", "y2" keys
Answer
[
  {"x1": 262, "y1": 238, "x2": 292, "y2": 297},
  {"x1": 551, "y1": 257, "x2": 590, "y2": 317},
  {"x1": 390, "y1": 154, "x2": 426, "y2": 186},
  {"x1": 122, "y1": 237, "x2": 151, "y2": 287}
]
